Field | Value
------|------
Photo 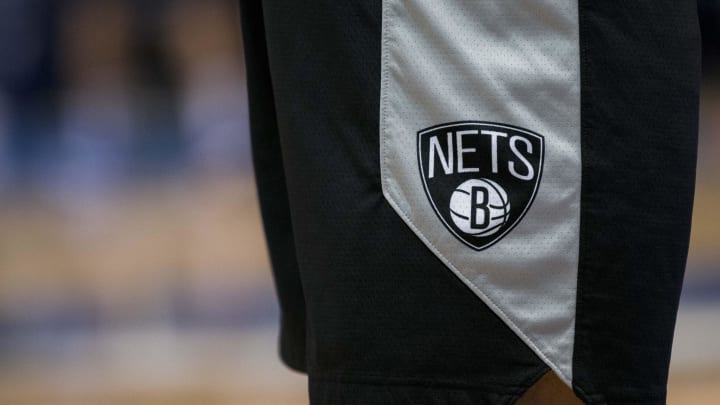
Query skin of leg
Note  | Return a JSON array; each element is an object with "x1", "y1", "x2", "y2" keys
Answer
[{"x1": 516, "y1": 372, "x2": 585, "y2": 405}]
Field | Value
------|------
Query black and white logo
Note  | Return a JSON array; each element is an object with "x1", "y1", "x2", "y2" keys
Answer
[{"x1": 418, "y1": 121, "x2": 544, "y2": 250}]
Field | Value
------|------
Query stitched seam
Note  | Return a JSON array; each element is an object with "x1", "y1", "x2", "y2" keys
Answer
[
  {"x1": 380, "y1": 0, "x2": 394, "y2": 196},
  {"x1": 573, "y1": 0, "x2": 598, "y2": 400}
]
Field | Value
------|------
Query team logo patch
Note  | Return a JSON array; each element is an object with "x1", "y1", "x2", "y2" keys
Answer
[{"x1": 418, "y1": 121, "x2": 544, "y2": 250}]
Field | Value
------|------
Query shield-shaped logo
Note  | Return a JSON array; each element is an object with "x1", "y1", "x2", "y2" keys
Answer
[{"x1": 418, "y1": 121, "x2": 544, "y2": 250}]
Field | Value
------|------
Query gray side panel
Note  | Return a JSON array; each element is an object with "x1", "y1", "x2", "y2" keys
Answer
[{"x1": 380, "y1": 0, "x2": 580, "y2": 383}]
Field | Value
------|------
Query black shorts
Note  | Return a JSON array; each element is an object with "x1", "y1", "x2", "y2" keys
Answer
[{"x1": 239, "y1": 1, "x2": 701, "y2": 404}]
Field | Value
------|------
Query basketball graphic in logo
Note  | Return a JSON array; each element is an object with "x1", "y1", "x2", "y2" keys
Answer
[
  {"x1": 449, "y1": 179, "x2": 510, "y2": 237},
  {"x1": 417, "y1": 121, "x2": 544, "y2": 250}
]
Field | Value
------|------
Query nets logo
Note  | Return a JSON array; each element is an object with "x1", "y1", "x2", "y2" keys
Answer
[{"x1": 418, "y1": 121, "x2": 544, "y2": 250}]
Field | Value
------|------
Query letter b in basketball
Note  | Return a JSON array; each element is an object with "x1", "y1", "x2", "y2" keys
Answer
[{"x1": 450, "y1": 179, "x2": 510, "y2": 237}]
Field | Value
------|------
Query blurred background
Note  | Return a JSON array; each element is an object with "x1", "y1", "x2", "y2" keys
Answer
[{"x1": 0, "y1": 0, "x2": 717, "y2": 404}]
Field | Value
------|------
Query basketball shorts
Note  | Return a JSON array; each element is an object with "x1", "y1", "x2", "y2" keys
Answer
[{"x1": 239, "y1": 1, "x2": 701, "y2": 404}]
